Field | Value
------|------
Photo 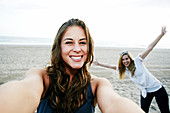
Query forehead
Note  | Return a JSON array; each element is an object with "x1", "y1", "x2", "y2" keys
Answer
[
  {"x1": 122, "y1": 54, "x2": 129, "y2": 59},
  {"x1": 62, "y1": 25, "x2": 86, "y2": 38}
]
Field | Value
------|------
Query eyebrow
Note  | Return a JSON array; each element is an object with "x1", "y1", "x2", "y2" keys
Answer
[
  {"x1": 63, "y1": 38, "x2": 73, "y2": 41},
  {"x1": 63, "y1": 37, "x2": 86, "y2": 41},
  {"x1": 80, "y1": 38, "x2": 87, "y2": 41}
]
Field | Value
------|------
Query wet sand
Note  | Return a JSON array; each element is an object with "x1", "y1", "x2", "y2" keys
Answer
[{"x1": 0, "y1": 45, "x2": 170, "y2": 113}]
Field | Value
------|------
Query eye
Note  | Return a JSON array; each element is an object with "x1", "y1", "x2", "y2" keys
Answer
[
  {"x1": 65, "y1": 41, "x2": 73, "y2": 44},
  {"x1": 80, "y1": 41, "x2": 87, "y2": 44}
]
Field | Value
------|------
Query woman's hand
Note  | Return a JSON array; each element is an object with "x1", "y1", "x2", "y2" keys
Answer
[
  {"x1": 140, "y1": 26, "x2": 167, "y2": 59},
  {"x1": 161, "y1": 26, "x2": 167, "y2": 35},
  {"x1": 93, "y1": 59, "x2": 100, "y2": 65}
]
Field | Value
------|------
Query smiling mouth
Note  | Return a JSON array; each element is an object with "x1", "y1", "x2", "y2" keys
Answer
[
  {"x1": 124, "y1": 62, "x2": 129, "y2": 66},
  {"x1": 71, "y1": 56, "x2": 82, "y2": 60},
  {"x1": 70, "y1": 55, "x2": 83, "y2": 60}
]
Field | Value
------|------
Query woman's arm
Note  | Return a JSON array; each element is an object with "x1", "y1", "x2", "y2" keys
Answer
[
  {"x1": 0, "y1": 67, "x2": 47, "y2": 113},
  {"x1": 140, "y1": 26, "x2": 167, "y2": 59},
  {"x1": 95, "y1": 77, "x2": 144, "y2": 113},
  {"x1": 93, "y1": 59, "x2": 117, "y2": 70}
]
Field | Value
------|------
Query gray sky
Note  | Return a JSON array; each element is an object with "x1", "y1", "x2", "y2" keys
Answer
[{"x1": 0, "y1": 0, "x2": 170, "y2": 48}]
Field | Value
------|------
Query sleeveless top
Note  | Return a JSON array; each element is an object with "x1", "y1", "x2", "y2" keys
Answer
[{"x1": 37, "y1": 83, "x2": 95, "y2": 113}]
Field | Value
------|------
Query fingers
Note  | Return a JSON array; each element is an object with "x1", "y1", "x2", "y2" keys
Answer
[
  {"x1": 93, "y1": 59, "x2": 99, "y2": 65},
  {"x1": 162, "y1": 26, "x2": 167, "y2": 35}
]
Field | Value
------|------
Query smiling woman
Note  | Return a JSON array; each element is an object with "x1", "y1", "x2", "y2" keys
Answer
[
  {"x1": 0, "y1": 18, "x2": 144, "y2": 113},
  {"x1": 93, "y1": 27, "x2": 170, "y2": 113},
  {"x1": 61, "y1": 26, "x2": 88, "y2": 70}
]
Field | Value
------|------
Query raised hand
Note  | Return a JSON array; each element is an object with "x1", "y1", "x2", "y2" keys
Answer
[
  {"x1": 161, "y1": 26, "x2": 167, "y2": 35},
  {"x1": 93, "y1": 59, "x2": 100, "y2": 65}
]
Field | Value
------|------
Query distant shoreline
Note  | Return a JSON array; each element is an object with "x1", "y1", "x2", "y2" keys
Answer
[
  {"x1": 1, "y1": 36, "x2": 170, "y2": 49},
  {"x1": 0, "y1": 44, "x2": 170, "y2": 50}
]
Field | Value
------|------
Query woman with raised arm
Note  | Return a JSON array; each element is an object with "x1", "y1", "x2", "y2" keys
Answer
[
  {"x1": 0, "y1": 18, "x2": 144, "y2": 113},
  {"x1": 93, "y1": 27, "x2": 169, "y2": 113}
]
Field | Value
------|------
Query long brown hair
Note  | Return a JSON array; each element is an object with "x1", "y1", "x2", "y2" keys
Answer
[
  {"x1": 118, "y1": 52, "x2": 135, "y2": 80},
  {"x1": 46, "y1": 19, "x2": 94, "y2": 113}
]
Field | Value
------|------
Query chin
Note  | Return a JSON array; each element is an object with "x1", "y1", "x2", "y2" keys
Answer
[
  {"x1": 126, "y1": 65, "x2": 130, "y2": 67},
  {"x1": 124, "y1": 65, "x2": 128, "y2": 67},
  {"x1": 71, "y1": 65, "x2": 83, "y2": 69}
]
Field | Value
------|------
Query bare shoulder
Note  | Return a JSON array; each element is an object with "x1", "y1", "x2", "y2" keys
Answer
[
  {"x1": 90, "y1": 75, "x2": 113, "y2": 96},
  {"x1": 25, "y1": 67, "x2": 49, "y2": 83},
  {"x1": 91, "y1": 74, "x2": 112, "y2": 86},
  {"x1": 0, "y1": 67, "x2": 47, "y2": 113},
  {"x1": 25, "y1": 67, "x2": 47, "y2": 77},
  {"x1": 90, "y1": 75, "x2": 113, "y2": 105},
  {"x1": 24, "y1": 67, "x2": 50, "y2": 96}
]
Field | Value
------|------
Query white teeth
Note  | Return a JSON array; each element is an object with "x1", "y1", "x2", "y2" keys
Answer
[
  {"x1": 124, "y1": 62, "x2": 128, "y2": 65},
  {"x1": 71, "y1": 56, "x2": 81, "y2": 60}
]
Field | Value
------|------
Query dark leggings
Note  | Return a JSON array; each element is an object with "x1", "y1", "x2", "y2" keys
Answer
[{"x1": 141, "y1": 86, "x2": 169, "y2": 113}]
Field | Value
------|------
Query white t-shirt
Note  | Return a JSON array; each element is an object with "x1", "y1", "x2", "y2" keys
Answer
[{"x1": 117, "y1": 55, "x2": 162, "y2": 98}]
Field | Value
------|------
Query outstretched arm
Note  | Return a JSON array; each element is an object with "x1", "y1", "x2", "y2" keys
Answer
[
  {"x1": 93, "y1": 59, "x2": 117, "y2": 70},
  {"x1": 0, "y1": 68, "x2": 47, "y2": 113},
  {"x1": 95, "y1": 77, "x2": 144, "y2": 113},
  {"x1": 140, "y1": 26, "x2": 167, "y2": 59}
]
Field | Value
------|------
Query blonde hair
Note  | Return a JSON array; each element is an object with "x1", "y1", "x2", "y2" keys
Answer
[{"x1": 118, "y1": 52, "x2": 135, "y2": 80}]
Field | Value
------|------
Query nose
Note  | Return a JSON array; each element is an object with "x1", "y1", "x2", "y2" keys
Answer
[
  {"x1": 122, "y1": 59, "x2": 127, "y2": 63},
  {"x1": 73, "y1": 43, "x2": 81, "y2": 52}
]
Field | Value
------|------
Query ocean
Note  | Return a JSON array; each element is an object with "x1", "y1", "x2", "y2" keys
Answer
[
  {"x1": 1, "y1": 36, "x2": 170, "y2": 49},
  {"x1": 0, "y1": 36, "x2": 53, "y2": 45}
]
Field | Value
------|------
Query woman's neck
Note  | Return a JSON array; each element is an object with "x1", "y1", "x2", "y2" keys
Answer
[{"x1": 65, "y1": 67, "x2": 79, "y2": 87}]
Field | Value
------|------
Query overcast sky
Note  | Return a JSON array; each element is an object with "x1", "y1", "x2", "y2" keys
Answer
[{"x1": 0, "y1": 0, "x2": 170, "y2": 48}]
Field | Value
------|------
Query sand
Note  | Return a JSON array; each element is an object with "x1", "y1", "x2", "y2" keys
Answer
[{"x1": 0, "y1": 45, "x2": 170, "y2": 113}]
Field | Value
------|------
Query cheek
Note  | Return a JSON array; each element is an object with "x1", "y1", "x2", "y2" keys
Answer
[
  {"x1": 61, "y1": 48, "x2": 69, "y2": 62},
  {"x1": 61, "y1": 46, "x2": 70, "y2": 54},
  {"x1": 121, "y1": 61, "x2": 125, "y2": 65},
  {"x1": 128, "y1": 59, "x2": 131, "y2": 63},
  {"x1": 61, "y1": 48, "x2": 65, "y2": 57},
  {"x1": 82, "y1": 46, "x2": 88, "y2": 53}
]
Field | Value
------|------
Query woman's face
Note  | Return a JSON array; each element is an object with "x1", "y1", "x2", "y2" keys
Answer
[
  {"x1": 122, "y1": 54, "x2": 131, "y2": 67},
  {"x1": 61, "y1": 25, "x2": 88, "y2": 71}
]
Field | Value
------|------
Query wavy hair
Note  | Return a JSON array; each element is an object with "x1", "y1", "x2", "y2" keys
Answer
[
  {"x1": 46, "y1": 18, "x2": 94, "y2": 113},
  {"x1": 118, "y1": 52, "x2": 135, "y2": 80}
]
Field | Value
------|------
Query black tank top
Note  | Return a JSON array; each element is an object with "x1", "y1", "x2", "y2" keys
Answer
[{"x1": 37, "y1": 83, "x2": 95, "y2": 113}]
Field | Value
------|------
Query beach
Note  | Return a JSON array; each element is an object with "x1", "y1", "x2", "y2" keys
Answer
[{"x1": 0, "y1": 45, "x2": 170, "y2": 113}]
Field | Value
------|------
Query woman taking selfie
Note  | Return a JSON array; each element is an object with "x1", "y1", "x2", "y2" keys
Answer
[{"x1": 0, "y1": 18, "x2": 144, "y2": 113}]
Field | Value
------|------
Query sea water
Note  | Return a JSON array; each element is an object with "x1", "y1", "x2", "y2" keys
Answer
[{"x1": 0, "y1": 36, "x2": 53, "y2": 45}]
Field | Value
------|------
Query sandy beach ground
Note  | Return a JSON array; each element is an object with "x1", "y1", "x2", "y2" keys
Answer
[{"x1": 0, "y1": 45, "x2": 170, "y2": 113}]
